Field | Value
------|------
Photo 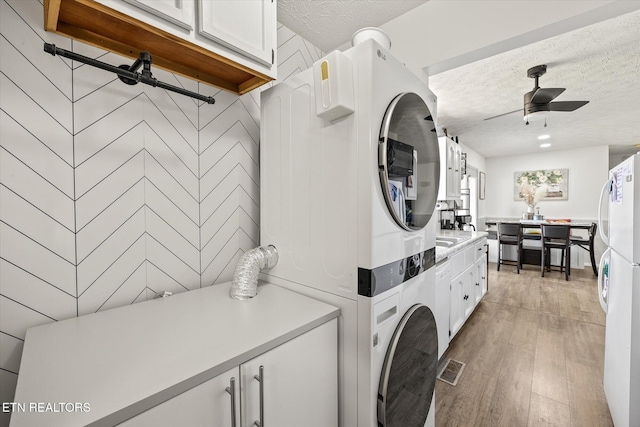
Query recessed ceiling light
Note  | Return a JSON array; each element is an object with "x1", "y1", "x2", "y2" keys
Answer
[
  {"x1": 540, "y1": 143, "x2": 551, "y2": 148},
  {"x1": 538, "y1": 134, "x2": 550, "y2": 140}
]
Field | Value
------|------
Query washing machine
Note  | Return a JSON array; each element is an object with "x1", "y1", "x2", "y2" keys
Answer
[{"x1": 260, "y1": 36, "x2": 440, "y2": 427}]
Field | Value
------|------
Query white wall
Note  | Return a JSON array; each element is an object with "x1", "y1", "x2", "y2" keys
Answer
[{"x1": 485, "y1": 145, "x2": 609, "y2": 220}]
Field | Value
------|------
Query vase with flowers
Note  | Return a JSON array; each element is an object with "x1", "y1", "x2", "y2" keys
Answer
[{"x1": 518, "y1": 180, "x2": 548, "y2": 217}]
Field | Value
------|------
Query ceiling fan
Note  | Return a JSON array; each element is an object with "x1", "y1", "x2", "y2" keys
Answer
[{"x1": 484, "y1": 64, "x2": 589, "y2": 124}]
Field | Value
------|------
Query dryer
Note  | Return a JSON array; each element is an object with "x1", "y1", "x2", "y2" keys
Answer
[{"x1": 260, "y1": 37, "x2": 440, "y2": 427}]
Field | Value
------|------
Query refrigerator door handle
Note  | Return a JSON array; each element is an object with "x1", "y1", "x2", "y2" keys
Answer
[
  {"x1": 598, "y1": 247, "x2": 611, "y2": 314},
  {"x1": 597, "y1": 179, "x2": 612, "y2": 246}
]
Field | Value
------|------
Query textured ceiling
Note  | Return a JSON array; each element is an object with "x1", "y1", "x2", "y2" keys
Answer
[
  {"x1": 276, "y1": 2, "x2": 640, "y2": 159},
  {"x1": 277, "y1": 0, "x2": 428, "y2": 52},
  {"x1": 428, "y1": 9, "x2": 640, "y2": 158}
]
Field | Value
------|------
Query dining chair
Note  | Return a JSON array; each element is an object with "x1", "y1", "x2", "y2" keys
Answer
[
  {"x1": 497, "y1": 223, "x2": 524, "y2": 273},
  {"x1": 570, "y1": 222, "x2": 598, "y2": 276},
  {"x1": 541, "y1": 224, "x2": 571, "y2": 281}
]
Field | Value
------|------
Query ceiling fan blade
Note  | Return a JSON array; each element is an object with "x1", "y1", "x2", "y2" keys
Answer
[
  {"x1": 548, "y1": 100, "x2": 589, "y2": 111},
  {"x1": 483, "y1": 109, "x2": 521, "y2": 121},
  {"x1": 530, "y1": 87, "x2": 565, "y2": 104}
]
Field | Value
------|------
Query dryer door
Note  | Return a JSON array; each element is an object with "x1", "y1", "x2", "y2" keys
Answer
[
  {"x1": 379, "y1": 92, "x2": 440, "y2": 231},
  {"x1": 378, "y1": 304, "x2": 438, "y2": 427}
]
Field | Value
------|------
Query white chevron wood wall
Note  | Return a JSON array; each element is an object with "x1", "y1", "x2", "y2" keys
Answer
[{"x1": 0, "y1": 0, "x2": 324, "y2": 422}]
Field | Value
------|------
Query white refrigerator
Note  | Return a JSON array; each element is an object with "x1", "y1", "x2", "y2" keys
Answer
[{"x1": 597, "y1": 153, "x2": 640, "y2": 427}]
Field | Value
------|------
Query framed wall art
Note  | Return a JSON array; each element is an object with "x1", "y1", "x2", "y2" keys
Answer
[{"x1": 514, "y1": 168, "x2": 569, "y2": 201}]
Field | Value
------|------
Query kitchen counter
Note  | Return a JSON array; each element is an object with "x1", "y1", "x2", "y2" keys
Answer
[
  {"x1": 435, "y1": 230, "x2": 489, "y2": 263},
  {"x1": 10, "y1": 282, "x2": 340, "y2": 427}
]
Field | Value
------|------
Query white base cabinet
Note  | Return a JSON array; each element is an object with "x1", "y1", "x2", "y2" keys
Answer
[
  {"x1": 448, "y1": 237, "x2": 488, "y2": 341},
  {"x1": 120, "y1": 319, "x2": 337, "y2": 427},
  {"x1": 118, "y1": 367, "x2": 238, "y2": 426}
]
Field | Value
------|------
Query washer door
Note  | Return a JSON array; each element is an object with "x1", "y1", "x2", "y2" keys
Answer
[
  {"x1": 379, "y1": 92, "x2": 440, "y2": 231},
  {"x1": 378, "y1": 304, "x2": 438, "y2": 427}
]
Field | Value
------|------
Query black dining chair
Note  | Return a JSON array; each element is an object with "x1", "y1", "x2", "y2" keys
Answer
[
  {"x1": 541, "y1": 224, "x2": 571, "y2": 281},
  {"x1": 497, "y1": 223, "x2": 524, "y2": 273},
  {"x1": 570, "y1": 222, "x2": 598, "y2": 276}
]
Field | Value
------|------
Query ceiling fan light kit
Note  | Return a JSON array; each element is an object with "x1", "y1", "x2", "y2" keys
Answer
[{"x1": 523, "y1": 110, "x2": 549, "y2": 122}]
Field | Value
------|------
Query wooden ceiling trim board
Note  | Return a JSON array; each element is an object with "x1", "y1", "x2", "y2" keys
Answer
[{"x1": 44, "y1": 0, "x2": 61, "y2": 31}]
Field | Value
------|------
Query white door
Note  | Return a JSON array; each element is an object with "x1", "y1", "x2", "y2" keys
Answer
[
  {"x1": 603, "y1": 249, "x2": 640, "y2": 427},
  {"x1": 198, "y1": 0, "x2": 275, "y2": 66},
  {"x1": 463, "y1": 267, "x2": 475, "y2": 319},
  {"x1": 241, "y1": 319, "x2": 338, "y2": 427},
  {"x1": 474, "y1": 255, "x2": 487, "y2": 305},
  {"x1": 119, "y1": 366, "x2": 240, "y2": 426},
  {"x1": 449, "y1": 273, "x2": 464, "y2": 339},
  {"x1": 435, "y1": 262, "x2": 451, "y2": 359},
  {"x1": 122, "y1": 0, "x2": 194, "y2": 29}
]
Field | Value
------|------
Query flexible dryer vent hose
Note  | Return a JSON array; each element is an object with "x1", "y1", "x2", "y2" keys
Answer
[{"x1": 229, "y1": 245, "x2": 279, "y2": 300}]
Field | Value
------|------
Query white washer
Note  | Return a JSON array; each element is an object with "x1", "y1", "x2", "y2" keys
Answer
[{"x1": 260, "y1": 38, "x2": 440, "y2": 427}]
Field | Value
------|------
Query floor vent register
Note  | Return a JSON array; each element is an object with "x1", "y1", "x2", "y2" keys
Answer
[{"x1": 436, "y1": 358, "x2": 466, "y2": 386}]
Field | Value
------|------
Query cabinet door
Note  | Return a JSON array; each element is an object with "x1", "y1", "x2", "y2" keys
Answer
[
  {"x1": 446, "y1": 140, "x2": 456, "y2": 198},
  {"x1": 435, "y1": 263, "x2": 451, "y2": 359},
  {"x1": 477, "y1": 254, "x2": 487, "y2": 302},
  {"x1": 462, "y1": 267, "x2": 475, "y2": 319},
  {"x1": 242, "y1": 319, "x2": 338, "y2": 427},
  {"x1": 199, "y1": 0, "x2": 275, "y2": 66},
  {"x1": 454, "y1": 143, "x2": 462, "y2": 197},
  {"x1": 119, "y1": 366, "x2": 240, "y2": 426},
  {"x1": 449, "y1": 273, "x2": 465, "y2": 340},
  {"x1": 122, "y1": 0, "x2": 194, "y2": 29}
]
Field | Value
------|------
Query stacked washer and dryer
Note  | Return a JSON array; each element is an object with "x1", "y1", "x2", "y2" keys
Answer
[{"x1": 260, "y1": 33, "x2": 441, "y2": 427}]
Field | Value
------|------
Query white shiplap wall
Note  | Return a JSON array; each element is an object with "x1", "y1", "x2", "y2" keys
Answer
[{"x1": 0, "y1": 0, "x2": 324, "y2": 423}]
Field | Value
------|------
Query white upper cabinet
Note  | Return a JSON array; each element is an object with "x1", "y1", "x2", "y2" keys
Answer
[
  {"x1": 79, "y1": 0, "x2": 277, "y2": 93},
  {"x1": 123, "y1": 0, "x2": 194, "y2": 29},
  {"x1": 198, "y1": 0, "x2": 275, "y2": 67},
  {"x1": 437, "y1": 136, "x2": 462, "y2": 200}
]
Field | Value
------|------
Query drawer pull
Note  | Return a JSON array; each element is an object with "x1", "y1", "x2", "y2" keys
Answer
[
  {"x1": 254, "y1": 365, "x2": 264, "y2": 427},
  {"x1": 225, "y1": 377, "x2": 237, "y2": 427}
]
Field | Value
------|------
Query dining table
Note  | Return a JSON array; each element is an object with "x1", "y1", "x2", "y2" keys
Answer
[{"x1": 484, "y1": 219, "x2": 596, "y2": 271}]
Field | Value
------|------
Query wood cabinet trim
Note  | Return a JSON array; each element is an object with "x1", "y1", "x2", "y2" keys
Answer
[{"x1": 43, "y1": 0, "x2": 273, "y2": 94}]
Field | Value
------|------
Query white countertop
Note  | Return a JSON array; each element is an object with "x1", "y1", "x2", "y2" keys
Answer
[
  {"x1": 11, "y1": 282, "x2": 339, "y2": 427},
  {"x1": 435, "y1": 231, "x2": 489, "y2": 263}
]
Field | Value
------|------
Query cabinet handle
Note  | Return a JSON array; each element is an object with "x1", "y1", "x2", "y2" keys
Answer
[
  {"x1": 225, "y1": 377, "x2": 237, "y2": 427},
  {"x1": 253, "y1": 365, "x2": 264, "y2": 427}
]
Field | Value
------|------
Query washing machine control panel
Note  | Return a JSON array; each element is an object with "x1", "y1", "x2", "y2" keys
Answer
[{"x1": 357, "y1": 247, "x2": 436, "y2": 297}]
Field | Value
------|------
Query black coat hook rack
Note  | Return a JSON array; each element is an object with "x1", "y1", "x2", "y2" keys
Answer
[{"x1": 44, "y1": 43, "x2": 215, "y2": 105}]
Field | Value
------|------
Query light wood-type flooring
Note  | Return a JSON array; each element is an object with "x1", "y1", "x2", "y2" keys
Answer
[{"x1": 435, "y1": 262, "x2": 613, "y2": 427}]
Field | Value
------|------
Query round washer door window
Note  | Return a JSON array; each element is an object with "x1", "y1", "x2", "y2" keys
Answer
[
  {"x1": 379, "y1": 92, "x2": 440, "y2": 231},
  {"x1": 377, "y1": 304, "x2": 438, "y2": 427}
]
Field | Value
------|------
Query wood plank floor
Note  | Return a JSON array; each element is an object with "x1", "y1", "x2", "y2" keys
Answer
[{"x1": 435, "y1": 263, "x2": 613, "y2": 427}]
